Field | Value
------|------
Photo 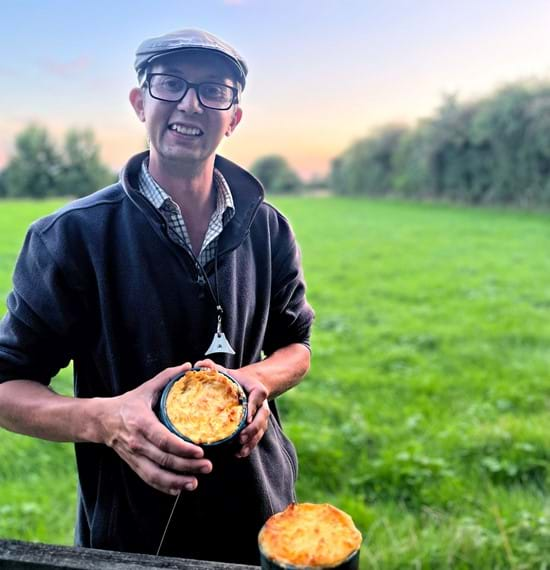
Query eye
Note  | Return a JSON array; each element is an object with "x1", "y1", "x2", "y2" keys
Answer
[
  {"x1": 157, "y1": 76, "x2": 185, "y2": 92},
  {"x1": 201, "y1": 83, "x2": 231, "y2": 101}
]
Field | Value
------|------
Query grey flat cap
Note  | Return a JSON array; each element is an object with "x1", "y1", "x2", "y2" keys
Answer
[{"x1": 135, "y1": 28, "x2": 248, "y2": 88}]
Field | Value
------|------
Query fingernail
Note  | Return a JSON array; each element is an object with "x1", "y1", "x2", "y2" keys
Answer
[
  {"x1": 185, "y1": 482, "x2": 196, "y2": 491},
  {"x1": 200, "y1": 464, "x2": 212, "y2": 474}
]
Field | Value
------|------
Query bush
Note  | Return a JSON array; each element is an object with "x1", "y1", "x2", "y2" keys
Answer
[
  {"x1": 331, "y1": 81, "x2": 550, "y2": 207},
  {"x1": 250, "y1": 155, "x2": 302, "y2": 194},
  {"x1": 3, "y1": 125, "x2": 62, "y2": 198},
  {"x1": 332, "y1": 126, "x2": 407, "y2": 195},
  {"x1": 3, "y1": 124, "x2": 115, "y2": 199}
]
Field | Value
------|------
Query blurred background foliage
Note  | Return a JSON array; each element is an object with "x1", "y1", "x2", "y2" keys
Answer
[
  {"x1": 331, "y1": 80, "x2": 550, "y2": 207},
  {"x1": 0, "y1": 125, "x2": 115, "y2": 199},
  {"x1": 5, "y1": 79, "x2": 550, "y2": 207},
  {"x1": 250, "y1": 154, "x2": 302, "y2": 194}
]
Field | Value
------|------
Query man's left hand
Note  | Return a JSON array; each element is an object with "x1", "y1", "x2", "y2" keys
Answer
[{"x1": 194, "y1": 359, "x2": 271, "y2": 458}]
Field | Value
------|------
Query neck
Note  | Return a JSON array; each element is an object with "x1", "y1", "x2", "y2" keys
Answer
[{"x1": 148, "y1": 154, "x2": 216, "y2": 211}]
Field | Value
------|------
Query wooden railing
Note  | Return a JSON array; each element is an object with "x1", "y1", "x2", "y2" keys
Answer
[{"x1": 0, "y1": 539, "x2": 260, "y2": 569}]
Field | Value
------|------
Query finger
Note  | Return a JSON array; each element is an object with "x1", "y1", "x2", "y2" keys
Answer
[
  {"x1": 130, "y1": 409, "x2": 205, "y2": 459},
  {"x1": 236, "y1": 406, "x2": 270, "y2": 458},
  {"x1": 116, "y1": 446, "x2": 200, "y2": 495},
  {"x1": 240, "y1": 404, "x2": 270, "y2": 443},
  {"x1": 193, "y1": 359, "x2": 221, "y2": 371},
  {"x1": 246, "y1": 389, "x2": 268, "y2": 423},
  {"x1": 146, "y1": 419, "x2": 205, "y2": 459},
  {"x1": 236, "y1": 426, "x2": 264, "y2": 458},
  {"x1": 134, "y1": 436, "x2": 212, "y2": 475},
  {"x1": 145, "y1": 362, "x2": 193, "y2": 396}
]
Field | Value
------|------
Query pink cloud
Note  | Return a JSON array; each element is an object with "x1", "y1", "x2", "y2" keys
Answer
[{"x1": 42, "y1": 55, "x2": 92, "y2": 77}]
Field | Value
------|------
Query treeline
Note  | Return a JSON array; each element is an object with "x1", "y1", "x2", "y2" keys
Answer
[
  {"x1": 332, "y1": 81, "x2": 550, "y2": 206},
  {"x1": 250, "y1": 155, "x2": 303, "y2": 193},
  {"x1": 0, "y1": 125, "x2": 115, "y2": 198},
  {"x1": 0, "y1": 125, "x2": 308, "y2": 198}
]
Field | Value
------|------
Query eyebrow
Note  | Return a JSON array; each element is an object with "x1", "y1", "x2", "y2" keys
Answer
[{"x1": 159, "y1": 67, "x2": 230, "y2": 82}]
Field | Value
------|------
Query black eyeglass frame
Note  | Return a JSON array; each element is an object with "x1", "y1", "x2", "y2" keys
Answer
[{"x1": 145, "y1": 73, "x2": 239, "y2": 110}]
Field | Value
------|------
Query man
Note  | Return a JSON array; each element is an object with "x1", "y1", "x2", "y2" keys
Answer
[{"x1": 0, "y1": 29, "x2": 314, "y2": 565}]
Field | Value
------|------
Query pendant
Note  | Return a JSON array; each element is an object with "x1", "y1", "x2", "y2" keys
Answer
[
  {"x1": 205, "y1": 306, "x2": 236, "y2": 355},
  {"x1": 205, "y1": 332, "x2": 236, "y2": 355}
]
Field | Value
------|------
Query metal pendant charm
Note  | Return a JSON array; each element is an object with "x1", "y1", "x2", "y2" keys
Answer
[
  {"x1": 205, "y1": 332, "x2": 236, "y2": 355},
  {"x1": 205, "y1": 306, "x2": 235, "y2": 355}
]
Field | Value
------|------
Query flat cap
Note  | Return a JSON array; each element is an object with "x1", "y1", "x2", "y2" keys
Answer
[{"x1": 134, "y1": 28, "x2": 248, "y2": 89}]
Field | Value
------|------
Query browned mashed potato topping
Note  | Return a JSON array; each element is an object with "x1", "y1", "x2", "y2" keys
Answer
[
  {"x1": 165, "y1": 369, "x2": 244, "y2": 444},
  {"x1": 258, "y1": 503, "x2": 362, "y2": 568}
]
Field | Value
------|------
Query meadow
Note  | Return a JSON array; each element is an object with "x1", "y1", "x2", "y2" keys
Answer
[{"x1": 0, "y1": 197, "x2": 549, "y2": 568}]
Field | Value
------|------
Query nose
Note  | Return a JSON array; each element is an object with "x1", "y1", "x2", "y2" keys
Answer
[{"x1": 176, "y1": 86, "x2": 203, "y2": 113}]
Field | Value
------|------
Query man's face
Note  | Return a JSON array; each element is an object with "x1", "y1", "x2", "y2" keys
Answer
[{"x1": 130, "y1": 51, "x2": 242, "y2": 169}]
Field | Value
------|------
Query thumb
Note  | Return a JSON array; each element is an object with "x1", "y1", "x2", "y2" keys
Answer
[
  {"x1": 193, "y1": 358, "x2": 221, "y2": 371},
  {"x1": 145, "y1": 362, "x2": 192, "y2": 395}
]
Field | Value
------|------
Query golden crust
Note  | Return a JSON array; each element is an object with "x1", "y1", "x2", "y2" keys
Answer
[
  {"x1": 165, "y1": 369, "x2": 244, "y2": 444},
  {"x1": 258, "y1": 503, "x2": 362, "y2": 568}
]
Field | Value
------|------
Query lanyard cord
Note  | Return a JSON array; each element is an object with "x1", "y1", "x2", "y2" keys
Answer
[
  {"x1": 156, "y1": 491, "x2": 182, "y2": 556},
  {"x1": 214, "y1": 241, "x2": 223, "y2": 324}
]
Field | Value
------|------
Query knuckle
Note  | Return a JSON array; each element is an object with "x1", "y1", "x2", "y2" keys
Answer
[
  {"x1": 155, "y1": 433, "x2": 172, "y2": 451},
  {"x1": 157, "y1": 452, "x2": 172, "y2": 469},
  {"x1": 126, "y1": 437, "x2": 142, "y2": 453},
  {"x1": 147, "y1": 472, "x2": 162, "y2": 488},
  {"x1": 179, "y1": 458, "x2": 198, "y2": 473}
]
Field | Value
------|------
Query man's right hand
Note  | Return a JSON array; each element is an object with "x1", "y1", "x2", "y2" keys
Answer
[{"x1": 97, "y1": 362, "x2": 212, "y2": 495}]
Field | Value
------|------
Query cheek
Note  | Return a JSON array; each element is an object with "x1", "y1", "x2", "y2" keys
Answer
[{"x1": 144, "y1": 106, "x2": 168, "y2": 135}]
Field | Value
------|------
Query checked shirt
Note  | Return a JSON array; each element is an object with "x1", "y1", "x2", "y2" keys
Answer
[{"x1": 138, "y1": 159, "x2": 235, "y2": 267}]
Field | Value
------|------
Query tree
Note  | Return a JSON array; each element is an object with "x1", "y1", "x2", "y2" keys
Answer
[
  {"x1": 330, "y1": 79, "x2": 550, "y2": 206},
  {"x1": 58, "y1": 129, "x2": 115, "y2": 197},
  {"x1": 2, "y1": 125, "x2": 115, "y2": 199},
  {"x1": 331, "y1": 125, "x2": 407, "y2": 195},
  {"x1": 3, "y1": 124, "x2": 62, "y2": 198},
  {"x1": 250, "y1": 155, "x2": 302, "y2": 194}
]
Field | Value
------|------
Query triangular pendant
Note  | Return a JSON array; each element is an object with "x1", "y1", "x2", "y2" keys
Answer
[{"x1": 205, "y1": 332, "x2": 236, "y2": 355}]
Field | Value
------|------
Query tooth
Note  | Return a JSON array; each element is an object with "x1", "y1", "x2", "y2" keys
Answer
[{"x1": 171, "y1": 125, "x2": 201, "y2": 135}]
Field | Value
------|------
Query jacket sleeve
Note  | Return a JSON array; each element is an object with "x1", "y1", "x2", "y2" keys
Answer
[
  {"x1": 262, "y1": 210, "x2": 315, "y2": 356},
  {"x1": 0, "y1": 224, "x2": 85, "y2": 385}
]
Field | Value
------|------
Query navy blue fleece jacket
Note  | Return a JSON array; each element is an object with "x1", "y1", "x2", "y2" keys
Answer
[{"x1": 0, "y1": 152, "x2": 314, "y2": 565}]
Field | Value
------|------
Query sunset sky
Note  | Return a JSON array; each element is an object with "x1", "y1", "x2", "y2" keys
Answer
[{"x1": 2, "y1": 0, "x2": 550, "y2": 179}]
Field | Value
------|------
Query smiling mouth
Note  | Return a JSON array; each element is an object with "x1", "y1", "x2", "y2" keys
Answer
[{"x1": 169, "y1": 124, "x2": 204, "y2": 136}]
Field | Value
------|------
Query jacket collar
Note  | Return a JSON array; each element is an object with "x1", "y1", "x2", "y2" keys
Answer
[{"x1": 119, "y1": 151, "x2": 265, "y2": 257}]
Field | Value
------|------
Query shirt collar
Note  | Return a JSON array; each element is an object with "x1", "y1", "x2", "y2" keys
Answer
[{"x1": 138, "y1": 158, "x2": 235, "y2": 217}]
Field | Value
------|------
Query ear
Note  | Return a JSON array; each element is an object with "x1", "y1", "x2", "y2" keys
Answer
[
  {"x1": 225, "y1": 106, "x2": 243, "y2": 137},
  {"x1": 129, "y1": 87, "x2": 146, "y2": 122}
]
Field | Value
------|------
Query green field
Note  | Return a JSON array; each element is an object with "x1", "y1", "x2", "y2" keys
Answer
[{"x1": 1, "y1": 197, "x2": 549, "y2": 568}]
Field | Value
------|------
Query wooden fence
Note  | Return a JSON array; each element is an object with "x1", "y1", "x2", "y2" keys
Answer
[{"x1": 0, "y1": 539, "x2": 260, "y2": 569}]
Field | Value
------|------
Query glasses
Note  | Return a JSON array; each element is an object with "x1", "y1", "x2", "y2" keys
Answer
[{"x1": 146, "y1": 73, "x2": 238, "y2": 110}]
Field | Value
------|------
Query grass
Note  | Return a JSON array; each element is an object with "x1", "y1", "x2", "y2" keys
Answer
[{"x1": 1, "y1": 197, "x2": 550, "y2": 567}]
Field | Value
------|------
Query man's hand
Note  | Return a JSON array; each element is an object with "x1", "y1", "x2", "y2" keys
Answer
[
  {"x1": 98, "y1": 362, "x2": 213, "y2": 495},
  {"x1": 194, "y1": 359, "x2": 271, "y2": 458}
]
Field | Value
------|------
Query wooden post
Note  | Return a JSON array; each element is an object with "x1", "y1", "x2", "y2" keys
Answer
[{"x1": 0, "y1": 539, "x2": 260, "y2": 569}]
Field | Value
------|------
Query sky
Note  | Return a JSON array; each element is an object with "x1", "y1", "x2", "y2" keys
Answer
[{"x1": 2, "y1": 0, "x2": 550, "y2": 179}]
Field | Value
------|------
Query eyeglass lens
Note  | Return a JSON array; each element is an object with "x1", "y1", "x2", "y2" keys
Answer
[{"x1": 149, "y1": 74, "x2": 235, "y2": 110}]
